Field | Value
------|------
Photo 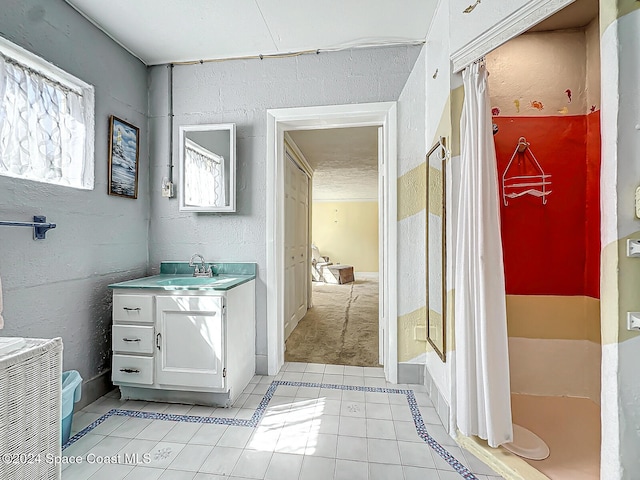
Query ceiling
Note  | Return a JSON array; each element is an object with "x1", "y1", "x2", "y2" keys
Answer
[
  {"x1": 64, "y1": 0, "x2": 436, "y2": 66},
  {"x1": 62, "y1": 0, "x2": 597, "y2": 202},
  {"x1": 62, "y1": 0, "x2": 428, "y2": 200},
  {"x1": 288, "y1": 127, "x2": 378, "y2": 202},
  {"x1": 529, "y1": 0, "x2": 599, "y2": 32}
]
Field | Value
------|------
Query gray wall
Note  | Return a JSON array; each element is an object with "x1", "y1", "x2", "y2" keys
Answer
[
  {"x1": 148, "y1": 45, "x2": 422, "y2": 373},
  {"x1": 0, "y1": 0, "x2": 149, "y2": 403}
]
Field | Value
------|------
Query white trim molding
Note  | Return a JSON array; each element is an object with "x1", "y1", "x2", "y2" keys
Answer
[
  {"x1": 266, "y1": 102, "x2": 398, "y2": 383},
  {"x1": 450, "y1": 0, "x2": 575, "y2": 72},
  {"x1": 283, "y1": 132, "x2": 314, "y2": 178}
]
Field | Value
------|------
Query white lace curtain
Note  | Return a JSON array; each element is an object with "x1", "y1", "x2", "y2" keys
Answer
[
  {"x1": 0, "y1": 54, "x2": 90, "y2": 189},
  {"x1": 184, "y1": 140, "x2": 226, "y2": 207}
]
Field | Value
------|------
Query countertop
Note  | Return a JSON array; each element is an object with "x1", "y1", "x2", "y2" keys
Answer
[
  {"x1": 109, "y1": 262, "x2": 257, "y2": 291},
  {"x1": 109, "y1": 273, "x2": 255, "y2": 291}
]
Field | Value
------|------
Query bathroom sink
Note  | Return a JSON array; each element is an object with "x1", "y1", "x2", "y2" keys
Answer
[
  {"x1": 156, "y1": 277, "x2": 223, "y2": 287},
  {"x1": 154, "y1": 276, "x2": 242, "y2": 287}
]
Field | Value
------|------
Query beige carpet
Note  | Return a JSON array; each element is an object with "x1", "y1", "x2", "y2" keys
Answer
[{"x1": 285, "y1": 275, "x2": 380, "y2": 367}]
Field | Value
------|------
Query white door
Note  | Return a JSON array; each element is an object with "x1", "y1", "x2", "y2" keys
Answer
[
  {"x1": 284, "y1": 148, "x2": 309, "y2": 339},
  {"x1": 295, "y1": 166, "x2": 309, "y2": 320},
  {"x1": 155, "y1": 295, "x2": 225, "y2": 389}
]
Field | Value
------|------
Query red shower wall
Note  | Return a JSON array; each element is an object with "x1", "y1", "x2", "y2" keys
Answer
[{"x1": 494, "y1": 115, "x2": 600, "y2": 298}]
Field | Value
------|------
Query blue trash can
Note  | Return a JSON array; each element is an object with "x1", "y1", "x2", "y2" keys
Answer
[{"x1": 61, "y1": 370, "x2": 83, "y2": 445}]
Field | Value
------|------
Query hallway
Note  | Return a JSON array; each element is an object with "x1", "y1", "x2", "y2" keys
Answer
[{"x1": 285, "y1": 275, "x2": 379, "y2": 367}]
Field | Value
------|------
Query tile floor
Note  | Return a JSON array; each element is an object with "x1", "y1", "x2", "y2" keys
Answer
[{"x1": 63, "y1": 363, "x2": 504, "y2": 480}]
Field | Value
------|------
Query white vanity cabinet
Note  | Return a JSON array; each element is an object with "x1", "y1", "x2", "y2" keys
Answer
[{"x1": 111, "y1": 279, "x2": 255, "y2": 407}]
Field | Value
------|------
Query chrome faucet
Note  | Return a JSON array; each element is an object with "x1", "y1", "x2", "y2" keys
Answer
[{"x1": 189, "y1": 253, "x2": 212, "y2": 277}]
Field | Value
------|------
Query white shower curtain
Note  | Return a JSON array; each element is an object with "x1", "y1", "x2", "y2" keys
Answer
[{"x1": 454, "y1": 60, "x2": 513, "y2": 448}]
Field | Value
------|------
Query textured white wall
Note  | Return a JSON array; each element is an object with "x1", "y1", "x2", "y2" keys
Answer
[
  {"x1": 585, "y1": 17, "x2": 601, "y2": 111},
  {"x1": 398, "y1": 46, "x2": 426, "y2": 322},
  {"x1": 425, "y1": 0, "x2": 455, "y2": 404},
  {"x1": 486, "y1": 30, "x2": 588, "y2": 116},
  {"x1": 147, "y1": 45, "x2": 421, "y2": 373},
  {"x1": 600, "y1": 8, "x2": 640, "y2": 479},
  {"x1": 398, "y1": 47, "x2": 427, "y2": 178},
  {"x1": 0, "y1": 0, "x2": 149, "y2": 395}
]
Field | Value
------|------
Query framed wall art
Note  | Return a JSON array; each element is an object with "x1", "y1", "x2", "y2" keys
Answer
[{"x1": 108, "y1": 115, "x2": 140, "y2": 199}]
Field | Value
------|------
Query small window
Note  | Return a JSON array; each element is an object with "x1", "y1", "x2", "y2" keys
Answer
[{"x1": 0, "y1": 37, "x2": 94, "y2": 189}]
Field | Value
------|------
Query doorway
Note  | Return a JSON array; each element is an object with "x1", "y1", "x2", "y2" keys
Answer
[
  {"x1": 266, "y1": 102, "x2": 398, "y2": 382},
  {"x1": 283, "y1": 126, "x2": 380, "y2": 367}
]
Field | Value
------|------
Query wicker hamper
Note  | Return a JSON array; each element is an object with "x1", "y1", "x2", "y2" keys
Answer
[{"x1": 0, "y1": 338, "x2": 63, "y2": 480}]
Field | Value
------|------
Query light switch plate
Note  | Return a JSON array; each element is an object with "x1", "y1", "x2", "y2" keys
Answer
[
  {"x1": 627, "y1": 312, "x2": 640, "y2": 331},
  {"x1": 627, "y1": 240, "x2": 640, "y2": 257},
  {"x1": 161, "y1": 178, "x2": 174, "y2": 198},
  {"x1": 414, "y1": 325, "x2": 427, "y2": 342}
]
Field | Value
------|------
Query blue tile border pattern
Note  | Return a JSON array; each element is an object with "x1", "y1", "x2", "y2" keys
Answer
[{"x1": 64, "y1": 380, "x2": 479, "y2": 479}]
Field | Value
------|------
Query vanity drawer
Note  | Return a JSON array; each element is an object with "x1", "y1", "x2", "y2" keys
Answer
[
  {"x1": 112, "y1": 325, "x2": 154, "y2": 354},
  {"x1": 112, "y1": 355, "x2": 154, "y2": 385},
  {"x1": 113, "y1": 294, "x2": 153, "y2": 323}
]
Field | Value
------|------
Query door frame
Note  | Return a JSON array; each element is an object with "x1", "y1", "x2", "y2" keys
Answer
[{"x1": 266, "y1": 102, "x2": 398, "y2": 383}]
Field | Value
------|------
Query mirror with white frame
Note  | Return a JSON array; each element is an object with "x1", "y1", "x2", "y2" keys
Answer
[{"x1": 179, "y1": 123, "x2": 236, "y2": 212}]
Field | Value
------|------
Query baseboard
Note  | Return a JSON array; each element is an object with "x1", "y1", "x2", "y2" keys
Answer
[
  {"x1": 398, "y1": 362, "x2": 424, "y2": 385},
  {"x1": 255, "y1": 354, "x2": 268, "y2": 375},
  {"x1": 424, "y1": 365, "x2": 450, "y2": 433},
  {"x1": 76, "y1": 370, "x2": 113, "y2": 410},
  {"x1": 120, "y1": 386, "x2": 232, "y2": 408},
  {"x1": 355, "y1": 272, "x2": 379, "y2": 278}
]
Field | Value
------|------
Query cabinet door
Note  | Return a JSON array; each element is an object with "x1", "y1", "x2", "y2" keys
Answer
[{"x1": 155, "y1": 295, "x2": 225, "y2": 390}]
